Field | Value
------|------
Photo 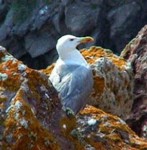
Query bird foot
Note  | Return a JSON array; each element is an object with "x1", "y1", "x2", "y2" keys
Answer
[{"x1": 64, "y1": 107, "x2": 75, "y2": 117}]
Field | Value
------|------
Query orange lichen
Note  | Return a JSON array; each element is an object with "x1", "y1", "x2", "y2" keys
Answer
[
  {"x1": 92, "y1": 76, "x2": 105, "y2": 96},
  {"x1": 0, "y1": 60, "x2": 19, "y2": 71},
  {"x1": 79, "y1": 105, "x2": 147, "y2": 150},
  {"x1": 0, "y1": 50, "x2": 61, "y2": 149},
  {"x1": 3, "y1": 89, "x2": 60, "y2": 150},
  {"x1": 1, "y1": 74, "x2": 21, "y2": 91},
  {"x1": 81, "y1": 47, "x2": 134, "y2": 119},
  {"x1": 1, "y1": 47, "x2": 146, "y2": 149},
  {"x1": 42, "y1": 46, "x2": 126, "y2": 77},
  {"x1": 82, "y1": 47, "x2": 106, "y2": 64},
  {"x1": 0, "y1": 60, "x2": 22, "y2": 91},
  {"x1": 41, "y1": 64, "x2": 55, "y2": 76},
  {"x1": 82, "y1": 46, "x2": 126, "y2": 70},
  {"x1": 26, "y1": 69, "x2": 46, "y2": 100},
  {"x1": 59, "y1": 116, "x2": 84, "y2": 149}
]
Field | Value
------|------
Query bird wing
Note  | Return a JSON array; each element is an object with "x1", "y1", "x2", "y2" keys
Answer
[{"x1": 54, "y1": 64, "x2": 93, "y2": 114}]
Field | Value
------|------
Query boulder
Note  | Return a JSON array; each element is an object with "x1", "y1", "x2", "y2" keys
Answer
[
  {"x1": 64, "y1": 2, "x2": 100, "y2": 35},
  {"x1": 44, "y1": 46, "x2": 134, "y2": 120},
  {"x1": 82, "y1": 47, "x2": 134, "y2": 120},
  {"x1": 0, "y1": 46, "x2": 62, "y2": 149},
  {"x1": 25, "y1": 30, "x2": 56, "y2": 58},
  {"x1": 121, "y1": 25, "x2": 147, "y2": 138},
  {"x1": 107, "y1": 1, "x2": 141, "y2": 52},
  {"x1": 1, "y1": 46, "x2": 147, "y2": 149}
]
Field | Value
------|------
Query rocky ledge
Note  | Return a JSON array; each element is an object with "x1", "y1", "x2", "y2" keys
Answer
[{"x1": 0, "y1": 25, "x2": 147, "y2": 149}]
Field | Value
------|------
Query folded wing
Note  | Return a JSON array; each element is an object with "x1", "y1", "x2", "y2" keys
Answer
[{"x1": 52, "y1": 64, "x2": 93, "y2": 114}]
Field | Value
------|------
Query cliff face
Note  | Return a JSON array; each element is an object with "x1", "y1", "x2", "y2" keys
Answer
[
  {"x1": 0, "y1": 0, "x2": 147, "y2": 68},
  {"x1": 121, "y1": 25, "x2": 147, "y2": 138},
  {"x1": 0, "y1": 23, "x2": 147, "y2": 149},
  {"x1": 0, "y1": 45, "x2": 147, "y2": 149}
]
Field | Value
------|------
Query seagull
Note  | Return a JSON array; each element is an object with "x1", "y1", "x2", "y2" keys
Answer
[{"x1": 49, "y1": 35, "x2": 94, "y2": 114}]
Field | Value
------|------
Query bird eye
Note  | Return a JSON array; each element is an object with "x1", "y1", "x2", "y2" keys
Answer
[{"x1": 69, "y1": 38, "x2": 74, "y2": 41}]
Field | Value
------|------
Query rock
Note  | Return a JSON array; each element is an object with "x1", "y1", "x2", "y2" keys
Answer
[
  {"x1": 77, "y1": 105, "x2": 147, "y2": 150},
  {"x1": 0, "y1": 1, "x2": 8, "y2": 23},
  {"x1": 121, "y1": 25, "x2": 147, "y2": 138},
  {"x1": 0, "y1": 1, "x2": 147, "y2": 69},
  {"x1": 61, "y1": 0, "x2": 71, "y2": 6},
  {"x1": 25, "y1": 30, "x2": 56, "y2": 58},
  {"x1": 0, "y1": 46, "x2": 62, "y2": 149},
  {"x1": 44, "y1": 46, "x2": 134, "y2": 120},
  {"x1": 0, "y1": 8, "x2": 13, "y2": 41},
  {"x1": 64, "y1": 2, "x2": 100, "y2": 35},
  {"x1": 0, "y1": 46, "x2": 147, "y2": 149},
  {"x1": 82, "y1": 47, "x2": 134, "y2": 120},
  {"x1": 107, "y1": 1, "x2": 141, "y2": 52}
]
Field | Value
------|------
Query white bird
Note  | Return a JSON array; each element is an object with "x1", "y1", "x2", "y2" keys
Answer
[{"x1": 49, "y1": 35, "x2": 94, "y2": 114}]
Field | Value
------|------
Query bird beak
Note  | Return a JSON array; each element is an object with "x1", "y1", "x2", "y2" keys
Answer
[{"x1": 79, "y1": 36, "x2": 94, "y2": 44}]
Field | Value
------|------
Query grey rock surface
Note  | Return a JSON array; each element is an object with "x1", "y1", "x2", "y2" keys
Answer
[
  {"x1": 25, "y1": 30, "x2": 56, "y2": 58},
  {"x1": 107, "y1": 1, "x2": 141, "y2": 51},
  {"x1": 0, "y1": 0, "x2": 146, "y2": 69},
  {"x1": 65, "y1": 2, "x2": 100, "y2": 35}
]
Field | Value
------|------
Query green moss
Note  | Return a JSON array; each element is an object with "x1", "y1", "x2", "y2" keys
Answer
[
  {"x1": 11, "y1": 0, "x2": 37, "y2": 23},
  {"x1": 91, "y1": 4, "x2": 98, "y2": 10},
  {"x1": 11, "y1": 0, "x2": 52, "y2": 23},
  {"x1": 44, "y1": 0, "x2": 51, "y2": 4}
]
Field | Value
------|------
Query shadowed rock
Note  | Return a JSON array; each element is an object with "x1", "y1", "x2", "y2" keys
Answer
[
  {"x1": 121, "y1": 25, "x2": 147, "y2": 138},
  {"x1": 0, "y1": 0, "x2": 146, "y2": 68}
]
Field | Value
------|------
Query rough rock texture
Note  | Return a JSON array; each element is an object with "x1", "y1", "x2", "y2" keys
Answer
[
  {"x1": 121, "y1": 25, "x2": 147, "y2": 138},
  {"x1": 77, "y1": 106, "x2": 147, "y2": 150},
  {"x1": 83, "y1": 47, "x2": 134, "y2": 120},
  {"x1": 43, "y1": 46, "x2": 134, "y2": 120},
  {"x1": 1, "y1": 46, "x2": 147, "y2": 149},
  {"x1": 0, "y1": 0, "x2": 146, "y2": 68},
  {"x1": 0, "y1": 46, "x2": 61, "y2": 149}
]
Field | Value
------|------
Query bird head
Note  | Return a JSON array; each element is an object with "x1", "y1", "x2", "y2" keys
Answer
[{"x1": 56, "y1": 35, "x2": 94, "y2": 54}]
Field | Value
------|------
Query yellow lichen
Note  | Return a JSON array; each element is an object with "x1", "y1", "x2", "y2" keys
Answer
[
  {"x1": 82, "y1": 46, "x2": 126, "y2": 70},
  {"x1": 60, "y1": 116, "x2": 84, "y2": 149},
  {"x1": 3, "y1": 89, "x2": 60, "y2": 149},
  {"x1": 92, "y1": 75, "x2": 105, "y2": 96},
  {"x1": 41, "y1": 64, "x2": 55, "y2": 76},
  {"x1": 79, "y1": 105, "x2": 147, "y2": 150},
  {"x1": 1, "y1": 47, "x2": 146, "y2": 149},
  {"x1": 0, "y1": 60, "x2": 22, "y2": 91}
]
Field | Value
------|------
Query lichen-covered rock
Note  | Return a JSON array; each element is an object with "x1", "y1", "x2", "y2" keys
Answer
[
  {"x1": 43, "y1": 46, "x2": 134, "y2": 120},
  {"x1": 0, "y1": 46, "x2": 147, "y2": 149},
  {"x1": 77, "y1": 105, "x2": 147, "y2": 150},
  {"x1": 121, "y1": 25, "x2": 147, "y2": 138},
  {"x1": 0, "y1": 46, "x2": 61, "y2": 149},
  {"x1": 82, "y1": 47, "x2": 134, "y2": 120}
]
